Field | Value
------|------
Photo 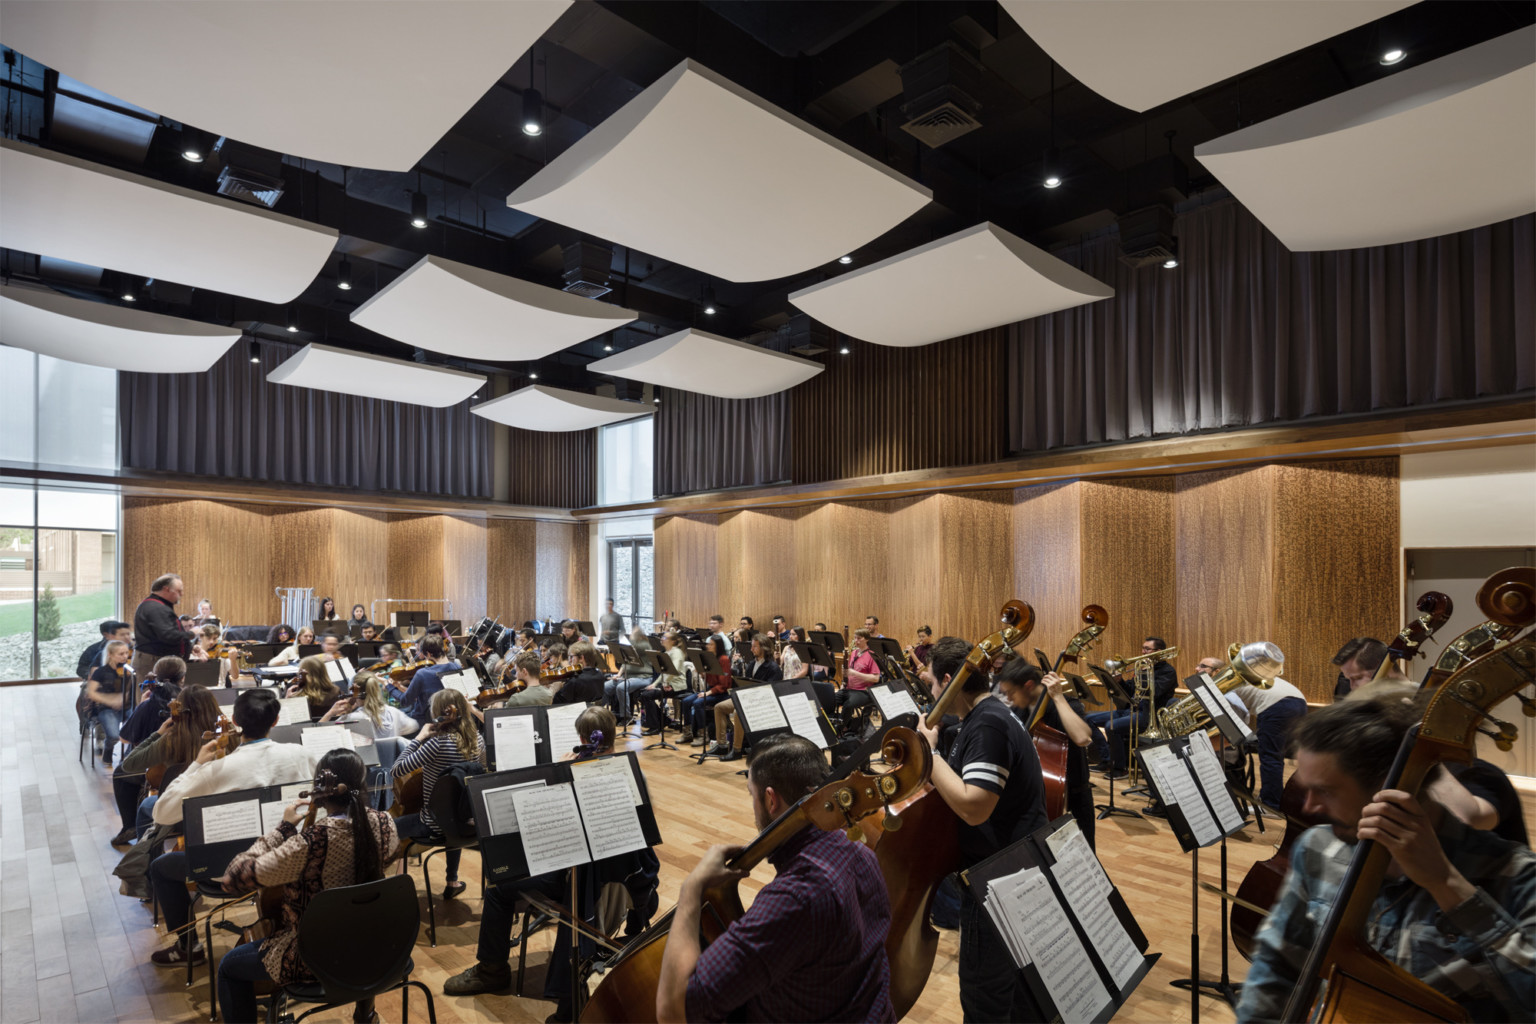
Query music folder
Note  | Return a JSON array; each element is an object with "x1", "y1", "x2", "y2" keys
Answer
[
  {"x1": 467, "y1": 752, "x2": 662, "y2": 884},
  {"x1": 184, "y1": 780, "x2": 312, "y2": 880},
  {"x1": 806, "y1": 630, "x2": 845, "y2": 654},
  {"x1": 960, "y1": 816, "x2": 1158, "y2": 1024},
  {"x1": 1135, "y1": 731, "x2": 1249, "y2": 853},
  {"x1": 866, "y1": 636, "x2": 903, "y2": 666},
  {"x1": 1088, "y1": 664, "x2": 1134, "y2": 710},
  {"x1": 729, "y1": 677, "x2": 836, "y2": 750},
  {"x1": 484, "y1": 705, "x2": 552, "y2": 771},
  {"x1": 786, "y1": 641, "x2": 835, "y2": 672},
  {"x1": 1190, "y1": 674, "x2": 1257, "y2": 749}
]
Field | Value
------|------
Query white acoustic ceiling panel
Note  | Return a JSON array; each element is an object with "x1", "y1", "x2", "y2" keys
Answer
[
  {"x1": 586, "y1": 329, "x2": 824, "y2": 399},
  {"x1": 267, "y1": 343, "x2": 484, "y2": 408},
  {"x1": 351, "y1": 255, "x2": 636, "y2": 362},
  {"x1": 507, "y1": 60, "x2": 932, "y2": 282},
  {"x1": 0, "y1": 284, "x2": 239, "y2": 372},
  {"x1": 0, "y1": 140, "x2": 336, "y2": 303},
  {"x1": 471, "y1": 385, "x2": 652, "y2": 432},
  {"x1": 789, "y1": 223, "x2": 1113, "y2": 347},
  {"x1": 1195, "y1": 27, "x2": 1536, "y2": 252},
  {"x1": 999, "y1": 1, "x2": 1414, "y2": 112},
  {"x1": 0, "y1": 0, "x2": 570, "y2": 171}
]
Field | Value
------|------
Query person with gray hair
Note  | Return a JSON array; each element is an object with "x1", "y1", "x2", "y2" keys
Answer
[{"x1": 132, "y1": 573, "x2": 198, "y2": 681}]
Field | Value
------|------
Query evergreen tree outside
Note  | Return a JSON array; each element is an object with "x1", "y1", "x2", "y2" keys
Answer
[{"x1": 37, "y1": 583, "x2": 62, "y2": 642}]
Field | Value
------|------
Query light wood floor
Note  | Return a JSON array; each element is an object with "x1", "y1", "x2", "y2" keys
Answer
[{"x1": 0, "y1": 684, "x2": 1353, "y2": 1023}]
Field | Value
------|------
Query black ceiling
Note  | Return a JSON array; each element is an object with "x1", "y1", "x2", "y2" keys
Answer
[{"x1": 2, "y1": 0, "x2": 1531, "y2": 393}]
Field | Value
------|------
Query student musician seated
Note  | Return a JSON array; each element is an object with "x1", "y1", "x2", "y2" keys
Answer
[
  {"x1": 657, "y1": 733, "x2": 894, "y2": 1022},
  {"x1": 558, "y1": 619, "x2": 587, "y2": 648},
  {"x1": 604, "y1": 628, "x2": 655, "y2": 720},
  {"x1": 637, "y1": 631, "x2": 690, "y2": 735},
  {"x1": 266, "y1": 623, "x2": 296, "y2": 647},
  {"x1": 269, "y1": 627, "x2": 316, "y2": 666},
  {"x1": 319, "y1": 670, "x2": 418, "y2": 738},
  {"x1": 831, "y1": 628, "x2": 881, "y2": 721},
  {"x1": 390, "y1": 688, "x2": 483, "y2": 901},
  {"x1": 347, "y1": 603, "x2": 371, "y2": 632},
  {"x1": 147, "y1": 689, "x2": 315, "y2": 967},
  {"x1": 444, "y1": 708, "x2": 659, "y2": 1022},
  {"x1": 194, "y1": 623, "x2": 237, "y2": 683},
  {"x1": 83, "y1": 638, "x2": 133, "y2": 768},
  {"x1": 285, "y1": 656, "x2": 341, "y2": 720},
  {"x1": 554, "y1": 640, "x2": 606, "y2": 706},
  {"x1": 318, "y1": 632, "x2": 343, "y2": 662},
  {"x1": 707, "y1": 634, "x2": 783, "y2": 761},
  {"x1": 488, "y1": 651, "x2": 553, "y2": 708},
  {"x1": 679, "y1": 636, "x2": 732, "y2": 745},
  {"x1": 112, "y1": 682, "x2": 220, "y2": 847},
  {"x1": 77, "y1": 618, "x2": 132, "y2": 680},
  {"x1": 118, "y1": 656, "x2": 185, "y2": 751},
  {"x1": 217, "y1": 748, "x2": 398, "y2": 1024},
  {"x1": 1235, "y1": 696, "x2": 1535, "y2": 1023},
  {"x1": 396, "y1": 635, "x2": 457, "y2": 724}
]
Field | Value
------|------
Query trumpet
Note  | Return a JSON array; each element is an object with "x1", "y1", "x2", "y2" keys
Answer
[
  {"x1": 1146, "y1": 641, "x2": 1283, "y2": 741},
  {"x1": 1103, "y1": 645, "x2": 1180, "y2": 676}
]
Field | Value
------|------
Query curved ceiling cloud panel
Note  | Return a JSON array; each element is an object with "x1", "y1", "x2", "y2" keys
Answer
[
  {"x1": 0, "y1": 0, "x2": 571, "y2": 172},
  {"x1": 0, "y1": 140, "x2": 336, "y2": 303},
  {"x1": 471, "y1": 385, "x2": 653, "y2": 432},
  {"x1": 350, "y1": 255, "x2": 637, "y2": 362},
  {"x1": 999, "y1": 0, "x2": 1414, "y2": 112},
  {"x1": 586, "y1": 329, "x2": 824, "y2": 399},
  {"x1": 267, "y1": 343, "x2": 484, "y2": 408},
  {"x1": 1194, "y1": 26, "x2": 1536, "y2": 252},
  {"x1": 788, "y1": 223, "x2": 1113, "y2": 348},
  {"x1": 0, "y1": 284, "x2": 239, "y2": 372},
  {"x1": 507, "y1": 60, "x2": 932, "y2": 283}
]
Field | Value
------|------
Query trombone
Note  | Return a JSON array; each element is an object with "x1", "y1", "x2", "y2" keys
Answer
[{"x1": 1100, "y1": 646, "x2": 1178, "y2": 795}]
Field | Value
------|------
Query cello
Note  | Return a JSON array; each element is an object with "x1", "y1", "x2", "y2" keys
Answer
[
  {"x1": 1023, "y1": 605, "x2": 1108, "y2": 821},
  {"x1": 1280, "y1": 633, "x2": 1535, "y2": 1023},
  {"x1": 862, "y1": 599, "x2": 1036, "y2": 1017},
  {"x1": 579, "y1": 727, "x2": 934, "y2": 1023}
]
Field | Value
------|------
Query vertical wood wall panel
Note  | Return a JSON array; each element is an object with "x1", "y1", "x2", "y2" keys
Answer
[
  {"x1": 386, "y1": 515, "x2": 445, "y2": 619},
  {"x1": 654, "y1": 515, "x2": 719, "y2": 625},
  {"x1": 331, "y1": 510, "x2": 389, "y2": 623},
  {"x1": 122, "y1": 498, "x2": 275, "y2": 626},
  {"x1": 886, "y1": 497, "x2": 943, "y2": 645},
  {"x1": 717, "y1": 510, "x2": 800, "y2": 632},
  {"x1": 794, "y1": 502, "x2": 891, "y2": 640},
  {"x1": 488, "y1": 519, "x2": 538, "y2": 624},
  {"x1": 1175, "y1": 467, "x2": 1276, "y2": 682},
  {"x1": 270, "y1": 509, "x2": 336, "y2": 624},
  {"x1": 1272, "y1": 459, "x2": 1400, "y2": 703},
  {"x1": 1013, "y1": 483, "x2": 1083, "y2": 652},
  {"x1": 442, "y1": 516, "x2": 488, "y2": 626},
  {"x1": 532, "y1": 521, "x2": 589, "y2": 622},
  {"x1": 1080, "y1": 479, "x2": 1177, "y2": 667},
  {"x1": 938, "y1": 492, "x2": 1016, "y2": 644}
]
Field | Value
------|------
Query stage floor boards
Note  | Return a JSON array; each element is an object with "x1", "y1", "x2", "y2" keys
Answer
[{"x1": 0, "y1": 682, "x2": 1438, "y2": 1024}]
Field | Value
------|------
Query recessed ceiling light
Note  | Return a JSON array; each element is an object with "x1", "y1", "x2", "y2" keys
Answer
[
  {"x1": 249, "y1": 339, "x2": 261, "y2": 363},
  {"x1": 529, "y1": 371, "x2": 538, "y2": 379},
  {"x1": 603, "y1": 343, "x2": 613, "y2": 352},
  {"x1": 1043, "y1": 175, "x2": 1062, "y2": 189},
  {"x1": 702, "y1": 285, "x2": 717, "y2": 316},
  {"x1": 120, "y1": 284, "x2": 136, "y2": 302},
  {"x1": 180, "y1": 128, "x2": 207, "y2": 163},
  {"x1": 653, "y1": 397, "x2": 661, "y2": 405},
  {"x1": 1380, "y1": 48, "x2": 1406, "y2": 65},
  {"x1": 838, "y1": 255, "x2": 853, "y2": 265},
  {"x1": 522, "y1": 88, "x2": 544, "y2": 137},
  {"x1": 286, "y1": 306, "x2": 299, "y2": 332}
]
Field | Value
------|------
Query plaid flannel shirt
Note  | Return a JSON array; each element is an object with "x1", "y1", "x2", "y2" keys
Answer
[{"x1": 1236, "y1": 817, "x2": 1535, "y2": 1023}]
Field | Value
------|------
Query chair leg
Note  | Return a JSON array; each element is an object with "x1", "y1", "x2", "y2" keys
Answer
[
  {"x1": 515, "y1": 908, "x2": 529, "y2": 997},
  {"x1": 206, "y1": 912, "x2": 219, "y2": 1021},
  {"x1": 420, "y1": 849, "x2": 438, "y2": 947},
  {"x1": 406, "y1": 980, "x2": 437, "y2": 1024}
]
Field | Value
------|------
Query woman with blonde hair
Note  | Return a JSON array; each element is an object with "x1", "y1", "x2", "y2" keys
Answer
[
  {"x1": 285, "y1": 655, "x2": 339, "y2": 720},
  {"x1": 390, "y1": 687, "x2": 483, "y2": 899},
  {"x1": 320, "y1": 670, "x2": 418, "y2": 739},
  {"x1": 269, "y1": 627, "x2": 315, "y2": 666}
]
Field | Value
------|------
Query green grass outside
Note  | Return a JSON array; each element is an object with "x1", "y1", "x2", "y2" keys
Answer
[{"x1": 0, "y1": 588, "x2": 116, "y2": 636}]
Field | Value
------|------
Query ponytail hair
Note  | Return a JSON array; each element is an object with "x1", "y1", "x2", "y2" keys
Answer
[{"x1": 314, "y1": 749, "x2": 382, "y2": 883}]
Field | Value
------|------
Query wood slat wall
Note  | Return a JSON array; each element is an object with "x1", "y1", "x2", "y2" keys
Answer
[
  {"x1": 122, "y1": 498, "x2": 275, "y2": 627},
  {"x1": 487, "y1": 520, "x2": 538, "y2": 625},
  {"x1": 1081, "y1": 478, "x2": 1178, "y2": 665},
  {"x1": 789, "y1": 329, "x2": 1009, "y2": 484},
  {"x1": 442, "y1": 517, "x2": 488, "y2": 626},
  {"x1": 510, "y1": 428, "x2": 596, "y2": 509},
  {"x1": 532, "y1": 521, "x2": 590, "y2": 623}
]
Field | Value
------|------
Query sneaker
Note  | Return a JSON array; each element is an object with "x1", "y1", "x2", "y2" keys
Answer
[
  {"x1": 719, "y1": 749, "x2": 742, "y2": 763},
  {"x1": 151, "y1": 943, "x2": 206, "y2": 968},
  {"x1": 705, "y1": 742, "x2": 729, "y2": 756},
  {"x1": 110, "y1": 826, "x2": 137, "y2": 847},
  {"x1": 442, "y1": 880, "x2": 467, "y2": 901},
  {"x1": 690, "y1": 735, "x2": 707, "y2": 747},
  {"x1": 677, "y1": 728, "x2": 694, "y2": 744},
  {"x1": 443, "y1": 961, "x2": 512, "y2": 996}
]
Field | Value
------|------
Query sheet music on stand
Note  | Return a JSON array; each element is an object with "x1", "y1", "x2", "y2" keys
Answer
[
  {"x1": 1136, "y1": 733, "x2": 1248, "y2": 853},
  {"x1": 184, "y1": 779, "x2": 312, "y2": 880},
  {"x1": 546, "y1": 701, "x2": 592, "y2": 759},
  {"x1": 484, "y1": 706, "x2": 551, "y2": 771},
  {"x1": 438, "y1": 670, "x2": 478, "y2": 701},
  {"x1": 869, "y1": 681, "x2": 921, "y2": 723},
  {"x1": 1191, "y1": 675, "x2": 1256, "y2": 749},
  {"x1": 466, "y1": 752, "x2": 663, "y2": 883},
  {"x1": 960, "y1": 816, "x2": 1159, "y2": 1024},
  {"x1": 729, "y1": 678, "x2": 836, "y2": 750}
]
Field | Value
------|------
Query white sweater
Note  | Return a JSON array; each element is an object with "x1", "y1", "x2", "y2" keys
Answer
[{"x1": 153, "y1": 738, "x2": 316, "y2": 826}]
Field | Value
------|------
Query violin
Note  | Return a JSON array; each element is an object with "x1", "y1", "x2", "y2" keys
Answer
[
  {"x1": 391, "y1": 704, "x2": 461, "y2": 817},
  {"x1": 388, "y1": 658, "x2": 432, "y2": 684},
  {"x1": 146, "y1": 698, "x2": 185, "y2": 793},
  {"x1": 580, "y1": 727, "x2": 934, "y2": 1024},
  {"x1": 246, "y1": 770, "x2": 352, "y2": 943},
  {"x1": 200, "y1": 714, "x2": 241, "y2": 759},
  {"x1": 1282, "y1": 633, "x2": 1535, "y2": 1023}
]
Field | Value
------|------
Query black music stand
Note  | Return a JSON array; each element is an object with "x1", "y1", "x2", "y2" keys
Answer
[
  {"x1": 1090, "y1": 666, "x2": 1142, "y2": 822},
  {"x1": 866, "y1": 636, "x2": 903, "y2": 669},
  {"x1": 640, "y1": 650, "x2": 683, "y2": 751}
]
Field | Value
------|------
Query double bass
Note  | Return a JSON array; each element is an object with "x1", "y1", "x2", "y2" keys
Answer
[
  {"x1": 1418, "y1": 567, "x2": 1535, "y2": 691},
  {"x1": 1281, "y1": 633, "x2": 1535, "y2": 1023},
  {"x1": 579, "y1": 727, "x2": 934, "y2": 1023},
  {"x1": 1023, "y1": 605, "x2": 1108, "y2": 821}
]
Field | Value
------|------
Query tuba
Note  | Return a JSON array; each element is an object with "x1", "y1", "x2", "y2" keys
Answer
[{"x1": 1147, "y1": 641, "x2": 1283, "y2": 741}]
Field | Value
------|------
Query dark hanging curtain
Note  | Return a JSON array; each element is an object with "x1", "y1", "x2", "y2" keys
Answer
[
  {"x1": 653, "y1": 390, "x2": 788, "y2": 497},
  {"x1": 120, "y1": 339, "x2": 493, "y2": 498},
  {"x1": 509, "y1": 427, "x2": 596, "y2": 508},
  {"x1": 1009, "y1": 202, "x2": 1535, "y2": 452}
]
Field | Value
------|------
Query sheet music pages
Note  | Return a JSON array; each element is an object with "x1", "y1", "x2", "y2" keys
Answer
[
  {"x1": 276, "y1": 696, "x2": 311, "y2": 726},
  {"x1": 1141, "y1": 743, "x2": 1220, "y2": 846},
  {"x1": 492, "y1": 715, "x2": 538, "y2": 771},
  {"x1": 300, "y1": 724, "x2": 353, "y2": 761},
  {"x1": 1044, "y1": 819, "x2": 1111, "y2": 900},
  {"x1": 870, "y1": 684, "x2": 920, "y2": 720},
  {"x1": 260, "y1": 782, "x2": 312, "y2": 834},
  {"x1": 569, "y1": 755, "x2": 643, "y2": 805},
  {"x1": 546, "y1": 702, "x2": 587, "y2": 756},
  {"x1": 1047, "y1": 828, "x2": 1143, "y2": 990},
  {"x1": 993, "y1": 866, "x2": 1112, "y2": 1022},
  {"x1": 574, "y1": 773, "x2": 647, "y2": 859},
  {"x1": 1196, "y1": 675, "x2": 1254, "y2": 741},
  {"x1": 325, "y1": 659, "x2": 346, "y2": 685},
  {"x1": 779, "y1": 693, "x2": 826, "y2": 747},
  {"x1": 734, "y1": 685, "x2": 788, "y2": 732},
  {"x1": 481, "y1": 780, "x2": 546, "y2": 835},
  {"x1": 513, "y1": 783, "x2": 590, "y2": 875},
  {"x1": 339, "y1": 657, "x2": 356, "y2": 682},
  {"x1": 1186, "y1": 730, "x2": 1245, "y2": 834},
  {"x1": 198, "y1": 799, "x2": 262, "y2": 845},
  {"x1": 439, "y1": 671, "x2": 476, "y2": 699}
]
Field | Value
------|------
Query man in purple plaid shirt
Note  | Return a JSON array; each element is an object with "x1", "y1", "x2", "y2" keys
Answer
[{"x1": 657, "y1": 734, "x2": 895, "y2": 1023}]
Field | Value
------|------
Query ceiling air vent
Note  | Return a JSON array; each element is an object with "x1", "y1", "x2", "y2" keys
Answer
[
  {"x1": 562, "y1": 240, "x2": 613, "y2": 299},
  {"x1": 901, "y1": 97, "x2": 982, "y2": 148},
  {"x1": 898, "y1": 42, "x2": 985, "y2": 149},
  {"x1": 215, "y1": 165, "x2": 285, "y2": 208},
  {"x1": 1116, "y1": 205, "x2": 1177, "y2": 269}
]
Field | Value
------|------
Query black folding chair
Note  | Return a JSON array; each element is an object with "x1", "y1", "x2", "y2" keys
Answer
[
  {"x1": 262, "y1": 875, "x2": 437, "y2": 1024},
  {"x1": 402, "y1": 770, "x2": 481, "y2": 946}
]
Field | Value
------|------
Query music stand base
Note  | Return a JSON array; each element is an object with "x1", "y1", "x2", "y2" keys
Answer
[
  {"x1": 1169, "y1": 977, "x2": 1241, "y2": 1010},
  {"x1": 1094, "y1": 802, "x2": 1142, "y2": 821}
]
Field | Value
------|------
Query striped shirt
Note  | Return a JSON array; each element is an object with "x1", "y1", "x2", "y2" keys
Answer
[
  {"x1": 390, "y1": 731, "x2": 484, "y2": 832},
  {"x1": 1235, "y1": 817, "x2": 1535, "y2": 1023},
  {"x1": 946, "y1": 695, "x2": 1046, "y2": 866}
]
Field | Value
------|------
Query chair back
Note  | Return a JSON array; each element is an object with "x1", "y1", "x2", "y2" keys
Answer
[
  {"x1": 370, "y1": 736, "x2": 406, "y2": 811},
  {"x1": 426, "y1": 766, "x2": 480, "y2": 843},
  {"x1": 295, "y1": 875, "x2": 419, "y2": 1003}
]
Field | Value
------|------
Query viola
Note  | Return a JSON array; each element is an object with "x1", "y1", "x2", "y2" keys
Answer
[
  {"x1": 246, "y1": 770, "x2": 353, "y2": 942},
  {"x1": 580, "y1": 727, "x2": 933, "y2": 1024},
  {"x1": 145, "y1": 698, "x2": 185, "y2": 793},
  {"x1": 391, "y1": 703, "x2": 461, "y2": 817}
]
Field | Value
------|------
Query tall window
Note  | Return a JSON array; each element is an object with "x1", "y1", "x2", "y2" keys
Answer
[
  {"x1": 607, "y1": 536, "x2": 654, "y2": 635},
  {"x1": 597, "y1": 416, "x2": 654, "y2": 506},
  {"x1": 1, "y1": 345, "x2": 121, "y2": 681}
]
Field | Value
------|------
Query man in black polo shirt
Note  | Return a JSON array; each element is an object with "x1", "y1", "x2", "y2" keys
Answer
[
  {"x1": 916, "y1": 636, "x2": 1047, "y2": 1023},
  {"x1": 132, "y1": 573, "x2": 197, "y2": 681}
]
